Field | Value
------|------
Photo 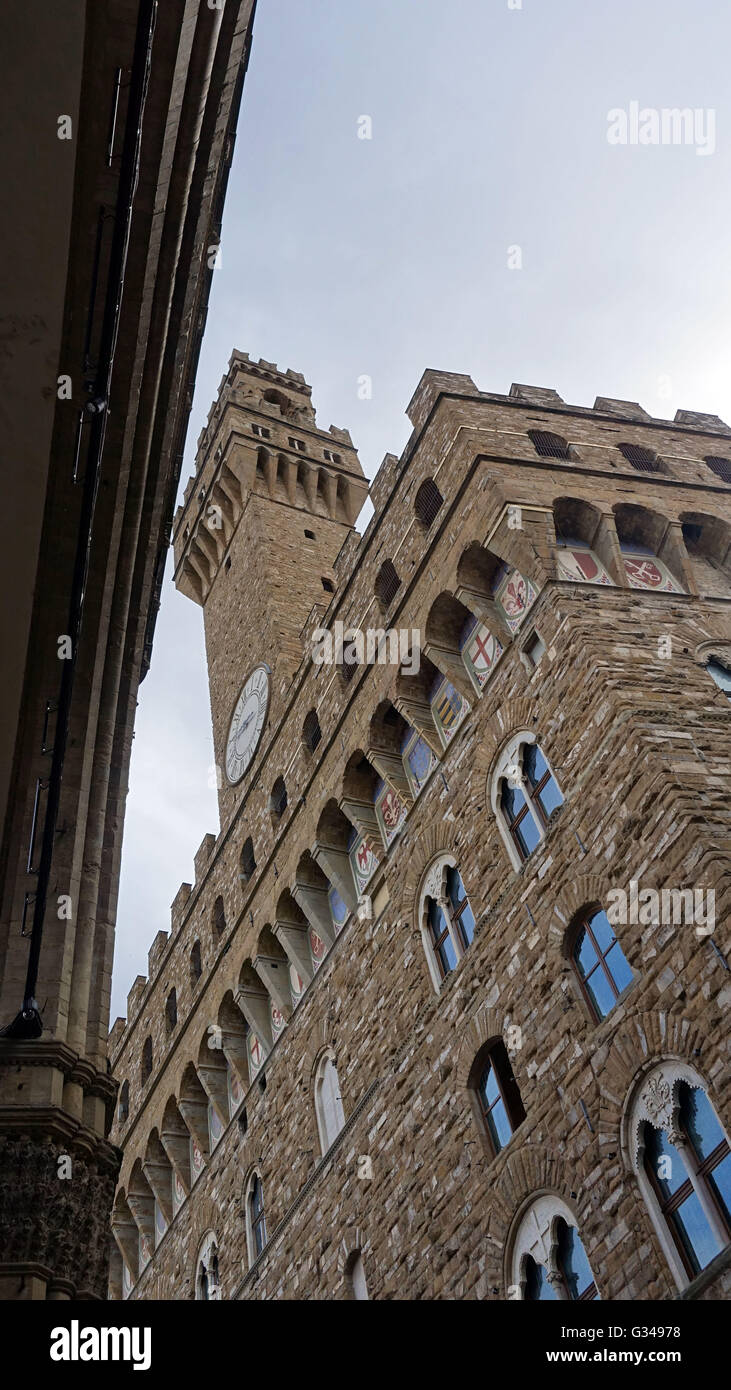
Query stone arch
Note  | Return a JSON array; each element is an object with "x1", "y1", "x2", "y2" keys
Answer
[
  {"x1": 423, "y1": 591, "x2": 478, "y2": 703},
  {"x1": 547, "y1": 872, "x2": 619, "y2": 968},
  {"x1": 127, "y1": 1158, "x2": 155, "y2": 1273},
  {"x1": 300, "y1": 1016, "x2": 338, "y2": 1097},
  {"x1": 178, "y1": 1060, "x2": 212, "y2": 1161},
  {"x1": 455, "y1": 1004, "x2": 507, "y2": 1090},
  {"x1": 504, "y1": 1189, "x2": 598, "y2": 1300},
  {"x1": 193, "y1": 1226, "x2": 220, "y2": 1300},
  {"x1": 402, "y1": 817, "x2": 464, "y2": 927},
  {"x1": 111, "y1": 1187, "x2": 139, "y2": 1284},
  {"x1": 595, "y1": 1010, "x2": 709, "y2": 1166},
  {"x1": 337, "y1": 1227, "x2": 370, "y2": 1275},
  {"x1": 143, "y1": 1127, "x2": 174, "y2": 1227},
  {"x1": 391, "y1": 649, "x2": 448, "y2": 755},
  {"x1": 613, "y1": 501, "x2": 687, "y2": 592},
  {"x1": 159, "y1": 1092, "x2": 193, "y2": 1196},
  {"x1": 552, "y1": 494, "x2": 621, "y2": 584},
  {"x1": 262, "y1": 385, "x2": 296, "y2": 417},
  {"x1": 459, "y1": 695, "x2": 540, "y2": 827},
  {"x1": 490, "y1": 1148, "x2": 594, "y2": 1277},
  {"x1": 680, "y1": 510, "x2": 731, "y2": 597},
  {"x1": 212, "y1": 894, "x2": 226, "y2": 941}
]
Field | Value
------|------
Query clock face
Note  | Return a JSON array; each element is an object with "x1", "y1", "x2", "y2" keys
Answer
[{"x1": 225, "y1": 665, "x2": 269, "y2": 785}]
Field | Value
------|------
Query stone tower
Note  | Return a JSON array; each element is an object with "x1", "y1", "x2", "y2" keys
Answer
[
  {"x1": 109, "y1": 368, "x2": 731, "y2": 1306},
  {"x1": 172, "y1": 352, "x2": 368, "y2": 824}
]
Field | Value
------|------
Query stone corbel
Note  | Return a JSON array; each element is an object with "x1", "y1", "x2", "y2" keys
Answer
[
  {"x1": 312, "y1": 841, "x2": 359, "y2": 911},
  {"x1": 253, "y1": 952, "x2": 294, "y2": 1018},
  {"x1": 291, "y1": 881, "x2": 336, "y2": 948}
]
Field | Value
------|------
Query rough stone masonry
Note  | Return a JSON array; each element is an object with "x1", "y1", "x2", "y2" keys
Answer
[{"x1": 108, "y1": 355, "x2": 731, "y2": 1301}]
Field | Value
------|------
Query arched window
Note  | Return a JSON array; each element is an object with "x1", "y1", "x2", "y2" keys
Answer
[
  {"x1": 704, "y1": 455, "x2": 731, "y2": 484},
  {"x1": 706, "y1": 656, "x2": 731, "y2": 698},
  {"x1": 375, "y1": 559, "x2": 401, "y2": 611},
  {"x1": 246, "y1": 1174, "x2": 267, "y2": 1262},
  {"x1": 195, "y1": 1231, "x2": 220, "y2": 1301},
  {"x1": 528, "y1": 429, "x2": 571, "y2": 460},
  {"x1": 418, "y1": 856, "x2": 477, "y2": 987},
  {"x1": 314, "y1": 1050, "x2": 346, "y2": 1155},
  {"x1": 346, "y1": 1251, "x2": 369, "y2": 1300},
  {"x1": 165, "y1": 988, "x2": 177, "y2": 1035},
  {"x1": 341, "y1": 651, "x2": 358, "y2": 684},
  {"x1": 493, "y1": 736, "x2": 563, "y2": 868},
  {"x1": 240, "y1": 836, "x2": 256, "y2": 884},
  {"x1": 628, "y1": 1065, "x2": 730, "y2": 1289},
  {"x1": 618, "y1": 442, "x2": 664, "y2": 474},
  {"x1": 118, "y1": 1080, "x2": 130, "y2": 1124},
  {"x1": 414, "y1": 477, "x2": 444, "y2": 528},
  {"x1": 270, "y1": 777, "x2": 288, "y2": 820},
  {"x1": 511, "y1": 1196, "x2": 599, "y2": 1301},
  {"x1": 141, "y1": 1036, "x2": 153, "y2": 1086},
  {"x1": 303, "y1": 709, "x2": 322, "y2": 752},
  {"x1": 190, "y1": 940, "x2": 202, "y2": 985},
  {"x1": 212, "y1": 895, "x2": 226, "y2": 941},
  {"x1": 470, "y1": 1039, "x2": 525, "y2": 1158},
  {"x1": 570, "y1": 908, "x2": 633, "y2": 1020}
]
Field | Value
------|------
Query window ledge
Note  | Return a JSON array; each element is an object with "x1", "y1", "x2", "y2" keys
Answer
[{"x1": 678, "y1": 1243, "x2": 731, "y2": 1300}]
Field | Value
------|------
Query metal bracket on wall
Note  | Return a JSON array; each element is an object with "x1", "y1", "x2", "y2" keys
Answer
[{"x1": 26, "y1": 778, "x2": 49, "y2": 874}]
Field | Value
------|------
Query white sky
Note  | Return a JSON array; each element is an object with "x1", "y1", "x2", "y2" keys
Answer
[{"x1": 112, "y1": 0, "x2": 731, "y2": 1019}]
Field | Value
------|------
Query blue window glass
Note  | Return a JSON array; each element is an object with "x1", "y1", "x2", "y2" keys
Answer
[
  {"x1": 557, "y1": 1219, "x2": 598, "y2": 1300},
  {"x1": 446, "y1": 866, "x2": 475, "y2": 947},
  {"x1": 501, "y1": 781, "x2": 541, "y2": 858},
  {"x1": 681, "y1": 1085, "x2": 725, "y2": 1161},
  {"x1": 707, "y1": 659, "x2": 731, "y2": 698},
  {"x1": 477, "y1": 1048, "x2": 523, "y2": 1155},
  {"x1": 524, "y1": 743, "x2": 563, "y2": 820},
  {"x1": 645, "y1": 1124, "x2": 721, "y2": 1275},
  {"x1": 428, "y1": 898, "x2": 457, "y2": 976},
  {"x1": 478, "y1": 1062, "x2": 512, "y2": 1153},
  {"x1": 573, "y1": 910, "x2": 633, "y2": 1020},
  {"x1": 525, "y1": 1257, "x2": 557, "y2": 1301},
  {"x1": 250, "y1": 1176, "x2": 266, "y2": 1255},
  {"x1": 708, "y1": 1153, "x2": 731, "y2": 1224}
]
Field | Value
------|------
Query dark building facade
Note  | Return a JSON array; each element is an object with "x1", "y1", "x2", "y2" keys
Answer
[{"x1": 0, "y1": 0, "x2": 257, "y2": 1300}]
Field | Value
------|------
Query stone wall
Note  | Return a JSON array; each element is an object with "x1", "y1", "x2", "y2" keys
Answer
[{"x1": 109, "y1": 372, "x2": 731, "y2": 1300}]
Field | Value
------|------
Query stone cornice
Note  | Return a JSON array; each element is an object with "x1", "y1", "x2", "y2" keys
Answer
[{"x1": 0, "y1": 1039, "x2": 116, "y2": 1102}]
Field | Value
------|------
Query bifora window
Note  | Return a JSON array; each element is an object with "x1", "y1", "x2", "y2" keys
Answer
[
  {"x1": 571, "y1": 908, "x2": 633, "y2": 1020},
  {"x1": 524, "y1": 1220, "x2": 598, "y2": 1301},
  {"x1": 499, "y1": 742, "x2": 563, "y2": 862},
  {"x1": 420, "y1": 858, "x2": 477, "y2": 985},
  {"x1": 512, "y1": 1196, "x2": 600, "y2": 1301},
  {"x1": 643, "y1": 1083, "x2": 731, "y2": 1281},
  {"x1": 707, "y1": 657, "x2": 731, "y2": 698},
  {"x1": 249, "y1": 1174, "x2": 267, "y2": 1258},
  {"x1": 474, "y1": 1039, "x2": 526, "y2": 1157}
]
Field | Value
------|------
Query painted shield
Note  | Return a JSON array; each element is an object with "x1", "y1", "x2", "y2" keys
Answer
[
  {"x1": 310, "y1": 928, "x2": 325, "y2": 971},
  {"x1": 557, "y1": 546, "x2": 613, "y2": 585},
  {"x1": 624, "y1": 554, "x2": 681, "y2": 593},
  {"x1": 494, "y1": 566, "x2": 537, "y2": 632},
  {"x1": 350, "y1": 835, "x2": 378, "y2": 893},
  {"x1": 376, "y1": 786, "x2": 407, "y2": 845},
  {"x1": 463, "y1": 623, "x2": 502, "y2": 688},
  {"x1": 289, "y1": 963, "x2": 305, "y2": 1005}
]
